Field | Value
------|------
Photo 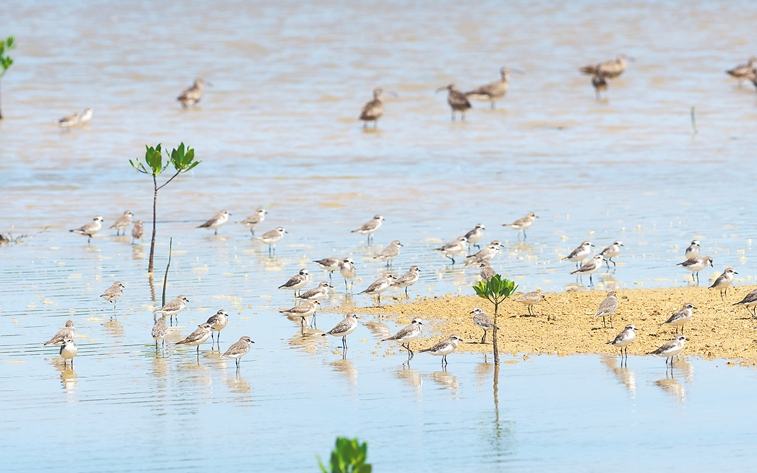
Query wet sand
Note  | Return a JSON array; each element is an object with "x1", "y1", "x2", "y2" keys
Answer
[{"x1": 342, "y1": 286, "x2": 757, "y2": 364}]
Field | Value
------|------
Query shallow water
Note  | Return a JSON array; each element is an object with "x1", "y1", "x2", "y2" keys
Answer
[{"x1": 1, "y1": 0, "x2": 757, "y2": 471}]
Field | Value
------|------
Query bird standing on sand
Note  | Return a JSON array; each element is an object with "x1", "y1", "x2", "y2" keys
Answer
[
  {"x1": 313, "y1": 257, "x2": 341, "y2": 281},
  {"x1": 463, "y1": 224, "x2": 486, "y2": 251},
  {"x1": 465, "y1": 67, "x2": 510, "y2": 109},
  {"x1": 503, "y1": 212, "x2": 537, "y2": 240},
  {"x1": 69, "y1": 216, "x2": 104, "y2": 243},
  {"x1": 435, "y1": 236, "x2": 468, "y2": 264},
  {"x1": 471, "y1": 308, "x2": 496, "y2": 344},
  {"x1": 60, "y1": 338, "x2": 78, "y2": 368},
  {"x1": 177, "y1": 78, "x2": 206, "y2": 108},
  {"x1": 393, "y1": 266, "x2": 421, "y2": 297},
  {"x1": 176, "y1": 323, "x2": 213, "y2": 357},
  {"x1": 359, "y1": 274, "x2": 396, "y2": 306},
  {"x1": 339, "y1": 258, "x2": 357, "y2": 292},
  {"x1": 110, "y1": 210, "x2": 133, "y2": 236},
  {"x1": 205, "y1": 309, "x2": 230, "y2": 348},
  {"x1": 608, "y1": 325, "x2": 636, "y2": 361},
  {"x1": 351, "y1": 215, "x2": 384, "y2": 244},
  {"x1": 100, "y1": 281, "x2": 125, "y2": 317},
  {"x1": 437, "y1": 84, "x2": 471, "y2": 121},
  {"x1": 734, "y1": 289, "x2": 757, "y2": 317},
  {"x1": 241, "y1": 208, "x2": 267, "y2": 236},
  {"x1": 374, "y1": 240, "x2": 403, "y2": 267},
  {"x1": 595, "y1": 291, "x2": 618, "y2": 328},
  {"x1": 359, "y1": 88, "x2": 384, "y2": 128},
  {"x1": 677, "y1": 255, "x2": 713, "y2": 285},
  {"x1": 515, "y1": 290, "x2": 546, "y2": 317},
  {"x1": 258, "y1": 226, "x2": 287, "y2": 255},
  {"x1": 151, "y1": 314, "x2": 168, "y2": 350},
  {"x1": 709, "y1": 267, "x2": 737, "y2": 301},
  {"x1": 571, "y1": 254, "x2": 604, "y2": 286},
  {"x1": 197, "y1": 210, "x2": 230, "y2": 235},
  {"x1": 420, "y1": 335, "x2": 464, "y2": 367},
  {"x1": 155, "y1": 295, "x2": 190, "y2": 325},
  {"x1": 382, "y1": 318, "x2": 423, "y2": 360},
  {"x1": 599, "y1": 241, "x2": 624, "y2": 268},
  {"x1": 278, "y1": 269, "x2": 311, "y2": 297},
  {"x1": 648, "y1": 335, "x2": 687, "y2": 366},
  {"x1": 323, "y1": 314, "x2": 359, "y2": 351},
  {"x1": 44, "y1": 320, "x2": 75, "y2": 346},
  {"x1": 662, "y1": 303, "x2": 695, "y2": 334},
  {"x1": 131, "y1": 220, "x2": 144, "y2": 244},
  {"x1": 223, "y1": 336, "x2": 254, "y2": 369}
]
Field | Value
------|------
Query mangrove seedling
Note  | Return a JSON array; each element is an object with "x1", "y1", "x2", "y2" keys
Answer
[
  {"x1": 473, "y1": 274, "x2": 518, "y2": 365},
  {"x1": 318, "y1": 437, "x2": 372, "y2": 473},
  {"x1": 0, "y1": 36, "x2": 16, "y2": 120}
]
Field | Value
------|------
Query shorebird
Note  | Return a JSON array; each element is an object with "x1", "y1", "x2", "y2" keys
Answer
[
  {"x1": 43, "y1": 320, "x2": 75, "y2": 346},
  {"x1": 323, "y1": 314, "x2": 359, "y2": 351},
  {"x1": 465, "y1": 240, "x2": 504, "y2": 266},
  {"x1": 463, "y1": 224, "x2": 486, "y2": 251},
  {"x1": 608, "y1": 325, "x2": 636, "y2": 360},
  {"x1": 599, "y1": 241, "x2": 624, "y2": 268},
  {"x1": 177, "y1": 78, "x2": 206, "y2": 108},
  {"x1": 151, "y1": 314, "x2": 168, "y2": 350},
  {"x1": 155, "y1": 295, "x2": 190, "y2": 325},
  {"x1": 563, "y1": 241, "x2": 594, "y2": 268},
  {"x1": 374, "y1": 240, "x2": 403, "y2": 267},
  {"x1": 437, "y1": 84, "x2": 471, "y2": 121},
  {"x1": 684, "y1": 240, "x2": 700, "y2": 260},
  {"x1": 110, "y1": 210, "x2": 133, "y2": 236},
  {"x1": 435, "y1": 236, "x2": 468, "y2": 264},
  {"x1": 479, "y1": 262, "x2": 496, "y2": 281},
  {"x1": 60, "y1": 338, "x2": 78, "y2": 368},
  {"x1": 662, "y1": 303, "x2": 695, "y2": 334},
  {"x1": 595, "y1": 291, "x2": 618, "y2": 328},
  {"x1": 176, "y1": 323, "x2": 213, "y2": 356},
  {"x1": 69, "y1": 216, "x2": 104, "y2": 243},
  {"x1": 726, "y1": 57, "x2": 757, "y2": 85},
  {"x1": 515, "y1": 290, "x2": 546, "y2": 317},
  {"x1": 223, "y1": 336, "x2": 254, "y2": 369},
  {"x1": 734, "y1": 289, "x2": 757, "y2": 317},
  {"x1": 420, "y1": 335, "x2": 464, "y2": 367},
  {"x1": 359, "y1": 88, "x2": 384, "y2": 128},
  {"x1": 258, "y1": 226, "x2": 287, "y2": 255},
  {"x1": 382, "y1": 318, "x2": 423, "y2": 360},
  {"x1": 677, "y1": 255, "x2": 713, "y2": 285},
  {"x1": 313, "y1": 257, "x2": 341, "y2": 281},
  {"x1": 279, "y1": 269, "x2": 311, "y2": 297},
  {"x1": 359, "y1": 274, "x2": 396, "y2": 306},
  {"x1": 592, "y1": 73, "x2": 608, "y2": 99},
  {"x1": 648, "y1": 335, "x2": 687, "y2": 366},
  {"x1": 298, "y1": 282, "x2": 333, "y2": 302},
  {"x1": 351, "y1": 215, "x2": 384, "y2": 244},
  {"x1": 205, "y1": 309, "x2": 229, "y2": 347},
  {"x1": 393, "y1": 265, "x2": 421, "y2": 297},
  {"x1": 571, "y1": 254, "x2": 604, "y2": 286},
  {"x1": 197, "y1": 210, "x2": 230, "y2": 235},
  {"x1": 580, "y1": 55, "x2": 630, "y2": 79},
  {"x1": 100, "y1": 281, "x2": 125, "y2": 317},
  {"x1": 241, "y1": 208, "x2": 267, "y2": 236},
  {"x1": 503, "y1": 212, "x2": 537, "y2": 239},
  {"x1": 58, "y1": 108, "x2": 93, "y2": 128},
  {"x1": 470, "y1": 308, "x2": 496, "y2": 344},
  {"x1": 78, "y1": 107, "x2": 93, "y2": 125},
  {"x1": 339, "y1": 258, "x2": 357, "y2": 292},
  {"x1": 465, "y1": 67, "x2": 510, "y2": 109},
  {"x1": 131, "y1": 220, "x2": 143, "y2": 244},
  {"x1": 279, "y1": 300, "x2": 320, "y2": 329},
  {"x1": 709, "y1": 267, "x2": 737, "y2": 301}
]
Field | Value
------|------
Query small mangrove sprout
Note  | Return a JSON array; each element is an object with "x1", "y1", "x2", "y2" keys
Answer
[
  {"x1": 0, "y1": 36, "x2": 16, "y2": 119},
  {"x1": 473, "y1": 274, "x2": 518, "y2": 365}
]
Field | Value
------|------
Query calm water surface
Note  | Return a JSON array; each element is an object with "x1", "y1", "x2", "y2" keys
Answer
[{"x1": 1, "y1": 1, "x2": 757, "y2": 471}]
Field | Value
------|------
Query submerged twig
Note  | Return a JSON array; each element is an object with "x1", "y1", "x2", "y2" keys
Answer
[
  {"x1": 161, "y1": 237, "x2": 173, "y2": 307},
  {"x1": 690, "y1": 106, "x2": 698, "y2": 135}
]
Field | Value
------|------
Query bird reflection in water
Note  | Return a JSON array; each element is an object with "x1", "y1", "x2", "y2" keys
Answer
[
  {"x1": 329, "y1": 358, "x2": 357, "y2": 386},
  {"x1": 600, "y1": 355, "x2": 636, "y2": 398},
  {"x1": 430, "y1": 370, "x2": 459, "y2": 396},
  {"x1": 395, "y1": 365, "x2": 422, "y2": 395},
  {"x1": 655, "y1": 370, "x2": 686, "y2": 403},
  {"x1": 102, "y1": 318, "x2": 124, "y2": 338}
]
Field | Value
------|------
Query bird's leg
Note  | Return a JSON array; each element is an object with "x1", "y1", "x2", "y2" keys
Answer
[
  {"x1": 214, "y1": 228, "x2": 218, "y2": 236},
  {"x1": 602, "y1": 316, "x2": 606, "y2": 328},
  {"x1": 611, "y1": 258, "x2": 617, "y2": 267},
  {"x1": 481, "y1": 329, "x2": 487, "y2": 344},
  {"x1": 405, "y1": 287, "x2": 409, "y2": 297},
  {"x1": 342, "y1": 336, "x2": 347, "y2": 350},
  {"x1": 589, "y1": 274, "x2": 594, "y2": 287},
  {"x1": 490, "y1": 100, "x2": 495, "y2": 110}
]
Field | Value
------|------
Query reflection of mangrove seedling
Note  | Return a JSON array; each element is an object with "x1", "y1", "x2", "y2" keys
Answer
[
  {"x1": 473, "y1": 274, "x2": 518, "y2": 365},
  {"x1": 318, "y1": 437, "x2": 372, "y2": 473},
  {"x1": 129, "y1": 143, "x2": 200, "y2": 273},
  {"x1": 0, "y1": 36, "x2": 16, "y2": 120}
]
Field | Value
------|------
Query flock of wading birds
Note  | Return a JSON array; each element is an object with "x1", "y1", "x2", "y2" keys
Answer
[
  {"x1": 50, "y1": 208, "x2": 757, "y2": 370},
  {"x1": 53, "y1": 55, "x2": 757, "y2": 129}
]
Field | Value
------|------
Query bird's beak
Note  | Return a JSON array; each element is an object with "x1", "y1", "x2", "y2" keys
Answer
[
  {"x1": 734, "y1": 271, "x2": 739, "y2": 274},
  {"x1": 251, "y1": 340, "x2": 255, "y2": 343},
  {"x1": 435, "y1": 86, "x2": 447, "y2": 93}
]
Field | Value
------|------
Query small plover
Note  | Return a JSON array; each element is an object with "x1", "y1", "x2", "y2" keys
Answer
[
  {"x1": 59, "y1": 338, "x2": 78, "y2": 368},
  {"x1": 351, "y1": 215, "x2": 384, "y2": 243},
  {"x1": 435, "y1": 236, "x2": 468, "y2": 264},
  {"x1": 197, "y1": 210, "x2": 230, "y2": 235},
  {"x1": 359, "y1": 274, "x2": 397, "y2": 306},
  {"x1": 359, "y1": 88, "x2": 384, "y2": 128},
  {"x1": 313, "y1": 257, "x2": 341, "y2": 281},
  {"x1": 709, "y1": 267, "x2": 737, "y2": 301},
  {"x1": 176, "y1": 323, "x2": 213, "y2": 356},
  {"x1": 151, "y1": 314, "x2": 168, "y2": 350},
  {"x1": 43, "y1": 320, "x2": 75, "y2": 346},
  {"x1": 279, "y1": 300, "x2": 320, "y2": 329},
  {"x1": 382, "y1": 318, "x2": 423, "y2": 359},
  {"x1": 599, "y1": 241, "x2": 624, "y2": 268},
  {"x1": 339, "y1": 258, "x2": 357, "y2": 292},
  {"x1": 177, "y1": 78, "x2": 206, "y2": 108},
  {"x1": 373, "y1": 240, "x2": 403, "y2": 267},
  {"x1": 393, "y1": 265, "x2": 421, "y2": 297},
  {"x1": 420, "y1": 335, "x2": 464, "y2": 367},
  {"x1": 677, "y1": 255, "x2": 713, "y2": 285},
  {"x1": 595, "y1": 291, "x2": 618, "y2": 328},
  {"x1": 479, "y1": 262, "x2": 496, "y2": 281},
  {"x1": 258, "y1": 226, "x2": 287, "y2": 255},
  {"x1": 515, "y1": 290, "x2": 546, "y2": 317},
  {"x1": 322, "y1": 313, "x2": 359, "y2": 350},
  {"x1": 470, "y1": 308, "x2": 496, "y2": 344},
  {"x1": 58, "y1": 108, "x2": 93, "y2": 128},
  {"x1": 503, "y1": 212, "x2": 538, "y2": 239},
  {"x1": 205, "y1": 309, "x2": 230, "y2": 347},
  {"x1": 608, "y1": 324, "x2": 636, "y2": 360},
  {"x1": 100, "y1": 281, "x2": 125, "y2": 316},
  {"x1": 241, "y1": 208, "x2": 267, "y2": 236},
  {"x1": 726, "y1": 57, "x2": 757, "y2": 84},
  {"x1": 278, "y1": 269, "x2": 310, "y2": 297},
  {"x1": 298, "y1": 282, "x2": 333, "y2": 301},
  {"x1": 648, "y1": 335, "x2": 687, "y2": 365},
  {"x1": 733, "y1": 289, "x2": 757, "y2": 317},
  {"x1": 110, "y1": 210, "x2": 134, "y2": 236},
  {"x1": 563, "y1": 241, "x2": 594, "y2": 267},
  {"x1": 155, "y1": 295, "x2": 190, "y2": 324},
  {"x1": 570, "y1": 254, "x2": 604, "y2": 286},
  {"x1": 464, "y1": 224, "x2": 486, "y2": 251},
  {"x1": 69, "y1": 216, "x2": 104, "y2": 243},
  {"x1": 684, "y1": 240, "x2": 700, "y2": 260},
  {"x1": 465, "y1": 240, "x2": 504, "y2": 266},
  {"x1": 223, "y1": 336, "x2": 255, "y2": 368},
  {"x1": 662, "y1": 303, "x2": 695, "y2": 334},
  {"x1": 131, "y1": 220, "x2": 144, "y2": 244}
]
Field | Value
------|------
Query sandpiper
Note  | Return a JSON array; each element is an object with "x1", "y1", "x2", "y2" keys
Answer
[
  {"x1": 374, "y1": 240, "x2": 403, "y2": 267},
  {"x1": 339, "y1": 258, "x2": 357, "y2": 292},
  {"x1": 463, "y1": 224, "x2": 486, "y2": 251},
  {"x1": 465, "y1": 67, "x2": 509, "y2": 109},
  {"x1": 465, "y1": 240, "x2": 504, "y2": 266},
  {"x1": 503, "y1": 212, "x2": 537, "y2": 239},
  {"x1": 131, "y1": 220, "x2": 144, "y2": 244},
  {"x1": 223, "y1": 336, "x2": 254, "y2": 368},
  {"x1": 279, "y1": 300, "x2": 320, "y2": 329},
  {"x1": 563, "y1": 241, "x2": 594, "y2": 268},
  {"x1": 177, "y1": 78, "x2": 206, "y2": 108},
  {"x1": 58, "y1": 108, "x2": 93, "y2": 128},
  {"x1": 175, "y1": 323, "x2": 213, "y2": 356},
  {"x1": 110, "y1": 210, "x2": 133, "y2": 236},
  {"x1": 278, "y1": 269, "x2": 311, "y2": 297},
  {"x1": 435, "y1": 236, "x2": 468, "y2": 264},
  {"x1": 100, "y1": 281, "x2": 125, "y2": 317},
  {"x1": 44, "y1": 320, "x2": 75, "y2": 346},
  {"x1": 662, "y1": 303, "x2": 695, "y2": 334},
  {"x1": 393, "y1": 265, "x2": 420, "y2": 297},
  {"x1": 351, "y1": 215, "x2": 384, "y2": 244},
  {"x1": 313, "y1": 257, "x2": 341, "y2": 281},
  {"x1": 571, "y1": 254, "x2": 604, "y2": 286},
  {"x1": 241, "y1": 208, "x2": 267, "y2": 236},
  {"x1": 595, "y1": 291, "x2": 618, "y2": 328},
  {"x1": 471, "y1": 308, "x2": 496, "y2": 344},
  {"x1": 677, "y1": 255, "x2": 713, "y2": 285},
  {"x1": 359, "y1": 274, "x2": 397, "y2": 306},
  {"x1": 382, "y1": 318, "x2": 423, "y2": 359},
  {"x1": 322, "y1": 314, "x2": 359, "y2": 350},
  {"x1": 592, "y1": 73, "x2": 608, "y2": 99},
  {"x1": 205, "y1": 309, "x2": 230, "y2": 347},
  {"x1": 580, "y1": 55, "x2": 630, "y2": 79},
  {"x1": 684, "y1": 240, "x2": 700, "y2": 260},
  {"x1": 298, "y1": 282, "x2": 333, "y2": 302},
  {"x1": 420, "y1": 335, "x2": 464, "y2": 367},
  {"x1": 197, "y1": 210, "x2": 230, "y2": 235},
  {"x1": 479, "y1": 262, "x2": 496, "y2": 281},
  {"x1": 709, "y1": 267, "x2": 737, "y2": 301},
  {"x1": 515, "y1": 290, "x2": 546, "y2": 317},
  {"x1": 437, "y1": 84, "x2": 471, "y2": 121},
  {"x1": 151, "y1": 314, "x2": 168, "y2": 350},
  {"x1": 69, "y1": 216, "x2": 104, "y2": 243},
  {"x1": 608, "y1": 324, "x2": 636, "y2": 360},
  {"x1": 60, "y1": 338, "x2": 78, "y2": 368},
  {"x1": 258, "y1": 226, "x2": 287, "y2": 255},
  {"x1": 599, "y1": 241, "x2": 624, "y2": 268},
  {"x1": 726, "y1": 57, "x2": 757, "y2": 85},
  {"x1": 649, "y1": 335, "x2": 687, "y2": 366},
  {"x1": 155, "y1": 295, "x2": 190, "y2": 324},
  {"x1": 359, "y1": 88, "x2": 384, "y2": 128}
]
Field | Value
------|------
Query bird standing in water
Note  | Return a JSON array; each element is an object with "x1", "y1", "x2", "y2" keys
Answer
[
  {"x1": 359, "y1": 88, "x2": 384, "y2": 128},
  {"x1": 437, "y1": 84, "x2": 471, "y2": 121},
  {"x1": 465, "y1": 67, "x2": 510, "y2": 109}
]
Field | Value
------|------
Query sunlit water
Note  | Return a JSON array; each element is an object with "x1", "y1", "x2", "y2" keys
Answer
[{"x1": 2, "y1": 1, "x2": 757, "y2": 471}]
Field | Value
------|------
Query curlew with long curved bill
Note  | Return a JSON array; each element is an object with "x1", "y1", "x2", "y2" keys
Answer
[
  {"x1": 437, "y1": 84, "x2": 471, "y2": 121},
  {"x1": 359, "y1": 88, "x2": 384, "y2": 128},
  {"x1": 465, "y1": 67, "x2": 510, "y2": 109}
]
